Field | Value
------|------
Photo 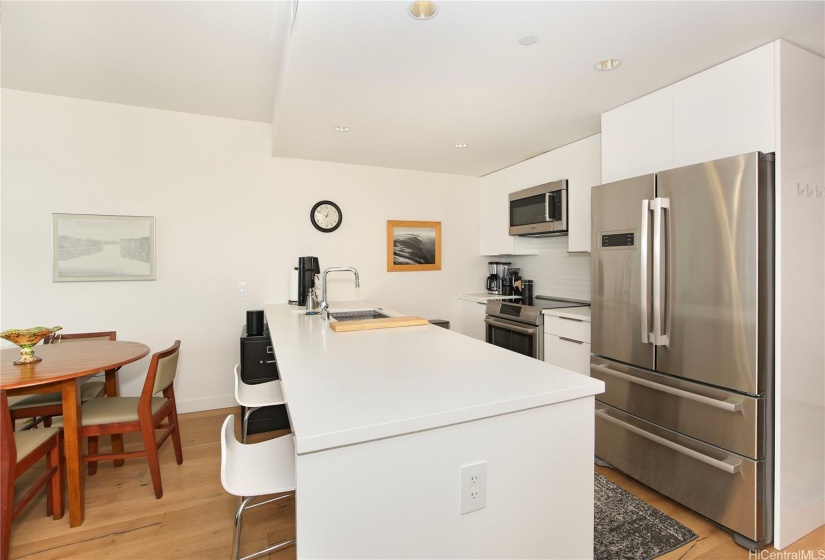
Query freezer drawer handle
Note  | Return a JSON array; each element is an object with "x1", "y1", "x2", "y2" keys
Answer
[
  {"x1": 591, "y1": 364, "x2": 742, "y2": 412},
  {"x1": 559, "y1": 336, "x2": 584, "y2": 345},
  {"x1": 596, "y1": 409, "x2": 742, "y2": 474}
]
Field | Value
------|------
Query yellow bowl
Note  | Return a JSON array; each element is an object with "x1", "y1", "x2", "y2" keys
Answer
[{"x1": 1, "y1": 326, "x2": 63, "y2": 364}]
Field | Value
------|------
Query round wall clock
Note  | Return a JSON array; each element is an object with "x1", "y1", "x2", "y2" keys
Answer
[{"x1": 310, "y1": 200, "x2": 342, "y2": 233}]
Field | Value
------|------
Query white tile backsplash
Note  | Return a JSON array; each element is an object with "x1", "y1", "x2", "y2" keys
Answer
[{"x1": 508, "y1": 236, "x2": 592, "y2": 301}]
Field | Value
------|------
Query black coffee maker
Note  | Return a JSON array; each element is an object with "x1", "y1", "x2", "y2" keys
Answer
[{"x1": 297, "y1": 256, "x2": 320, "y2": 306}]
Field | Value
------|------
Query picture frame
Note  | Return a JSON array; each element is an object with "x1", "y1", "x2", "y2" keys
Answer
[
  {"x1": 52, "y1": 213, "x2": 156, "y2": 282},
  {"x1": 387, "y1": 220, "x2": 441, "y2": 272}
]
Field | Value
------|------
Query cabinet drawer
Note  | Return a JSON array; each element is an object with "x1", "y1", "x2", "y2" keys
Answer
[
  {"x1": 544, "y1": 314, "x2": 591, "y2": 342},
  {"x1": 241, "y1": 338, "x2": 279, "y2": 383},
  {"x1": 544, "y1": 334, "x2": 591, "y2": 376}
]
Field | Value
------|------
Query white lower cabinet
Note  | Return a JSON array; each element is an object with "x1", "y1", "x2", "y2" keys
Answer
[
  {"x1": 458, "y1": 298, "x2": 488, "y2": 341},
  {"x1": 543, "y1": 309, "x2": 591, "y2": 375}
]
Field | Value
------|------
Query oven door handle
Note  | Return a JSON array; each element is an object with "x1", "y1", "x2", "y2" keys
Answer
[{"x1": 484, "y1": 316, "x2": 539, "y2": 336}]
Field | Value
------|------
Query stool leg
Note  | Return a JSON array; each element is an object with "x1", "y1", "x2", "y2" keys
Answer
[
  {"x1": 241, "y1": 407, "x2": 258, "y2": 444},
  {"x1": 233, "y1": 496, "x2": 255, "y2": 560}
]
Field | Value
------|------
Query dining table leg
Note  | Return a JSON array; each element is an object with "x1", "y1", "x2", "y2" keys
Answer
[
  {"x1": 61, "y1": 378, "x2": 85, "y2": 527},
  {"x1": 104, "y1": 369, "x2": 125, "y2": 467}
]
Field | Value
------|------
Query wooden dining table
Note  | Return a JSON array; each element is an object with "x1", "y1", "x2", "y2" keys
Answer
[{"x1": 1, "y1": 340, "x2": 150, "y2": 527}]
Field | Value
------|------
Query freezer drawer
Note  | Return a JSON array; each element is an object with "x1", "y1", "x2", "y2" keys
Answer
[
  {"x1": 595, "y1": 403, "x2": 768, "y2": 544},
  {"x1": 591, "y1": 356, "x2": 764, "y2": 459}
]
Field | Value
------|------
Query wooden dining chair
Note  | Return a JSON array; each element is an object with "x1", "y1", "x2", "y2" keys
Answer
[
  {"x1": 9, "y1": 331, "x2": 117, "y2": 430},
  {"x1": 80, "y1": 340, "x2": 183, "y2": 499},
  {"x1": 1, "y1": 389, "x2": 63, "y2": 560}
]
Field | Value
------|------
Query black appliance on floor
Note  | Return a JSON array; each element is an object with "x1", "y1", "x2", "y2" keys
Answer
[{"x1": 239, "y1": 325, "x2": 290, "y2": 434}]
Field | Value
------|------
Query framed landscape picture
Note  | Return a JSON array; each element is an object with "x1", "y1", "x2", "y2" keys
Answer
[
  {"x1": 387, "y1": 220, "x2": 441, "y2": 272},
  {"x1": 52, "y1": 214, "x2": 156, "y2": 282}
]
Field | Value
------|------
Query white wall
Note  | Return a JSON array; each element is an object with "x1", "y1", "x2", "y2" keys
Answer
[
  {"x1": 0, "y1": 89, "x2": 484, "y2": 412},
  {"x1": 506, "y1": 237, "x2": 591, "y2": 302}
]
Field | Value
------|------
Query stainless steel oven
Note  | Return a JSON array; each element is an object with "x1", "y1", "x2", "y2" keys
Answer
[
  {"x1": 485, "y1": 316, "x2": 542, "y2": 360},
  {"x1": 485, "y1": 298, "x2": 591, "y2": 361}
]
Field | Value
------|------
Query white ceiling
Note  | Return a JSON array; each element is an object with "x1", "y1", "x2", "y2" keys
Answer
[{"x1": 3, "y1": 1, "x2": 823, "y2": 177}]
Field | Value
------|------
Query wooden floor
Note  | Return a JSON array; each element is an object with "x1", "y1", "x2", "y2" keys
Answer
[{"x1": 8, "y1": 407, "x2": 824, "y2": 559}]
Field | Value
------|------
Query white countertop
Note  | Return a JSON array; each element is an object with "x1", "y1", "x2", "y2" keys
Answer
[
  {"x1": 542, "y1": 306, "x2": 592, "y2": 321},
  {"x1": 264, "y1": 301, "x2": 603, "y2": 454},
  {"x1": 458, "y1": 292, "x2": 522, "y2": 303}
]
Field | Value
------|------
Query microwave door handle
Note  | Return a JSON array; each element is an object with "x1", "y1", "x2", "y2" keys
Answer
[{"x1": 545, "y1": 192, "x2": 551, "y2": 222}]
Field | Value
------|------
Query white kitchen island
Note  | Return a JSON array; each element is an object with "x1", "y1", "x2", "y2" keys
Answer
[{"x1": 264, "y1": 302, "x2": 604, "y2": 559}]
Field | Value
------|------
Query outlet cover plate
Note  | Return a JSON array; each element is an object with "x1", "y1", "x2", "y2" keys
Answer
[{"x1": 460, "y1": 461, "x2": 487, "y2": 514}]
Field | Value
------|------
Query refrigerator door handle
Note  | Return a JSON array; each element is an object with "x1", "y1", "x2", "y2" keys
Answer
[
  {"x1": 652, "y1": 197, "x2": 670, "y2": 346},
  {"x1": 595, "y1": 409, "x2": 742, "y2": 474},
  {"x1": 591, "y1": 364, "x2": 743, "y2": 412},
  {"x1": 640, "y1": 199, "x2": 653, "y2": 344}
]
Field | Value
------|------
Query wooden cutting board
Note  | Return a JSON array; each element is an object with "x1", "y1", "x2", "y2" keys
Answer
[{"x1": 329, "y1": 316, "x2": 429, "y2": 332}]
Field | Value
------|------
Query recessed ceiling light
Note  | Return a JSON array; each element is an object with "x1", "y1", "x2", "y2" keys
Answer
[
  {"x1": 454, "y1": 142, "x2": 468, "y2": 149},
  {"x1": 408, "y1": 1, "x2": 438, "y2": 20},
  {"x1": 518, "y1": 33, "x2": 539, "y2": 46},
  {"x1": 333, "y1": 125, "x2": 350, "y2": 132},
  {"x1": 595, "y1": 58, "x2": 621, "y2": 72}
]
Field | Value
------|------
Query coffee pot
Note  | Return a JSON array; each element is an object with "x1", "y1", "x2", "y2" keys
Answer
[{"x1": 486, "y1": 273, "x2": 501, "y2": 294}]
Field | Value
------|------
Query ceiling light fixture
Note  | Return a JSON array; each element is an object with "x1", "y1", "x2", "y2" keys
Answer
[
  {"x1": 454, "y1": 142, "x2": 468, "y2": 149},
  {"x1": 408, "y1": 1, "x2": 438, "y2": 20},
  {"x1": 333, "y1": 125, "x2": 350, "y2": 132},
  {"x1": 518, "y1": 33, "x2": 539, "y2": 46},
  {"x1": 594, "y1": 58, "x2": 621, "y2": 72}
]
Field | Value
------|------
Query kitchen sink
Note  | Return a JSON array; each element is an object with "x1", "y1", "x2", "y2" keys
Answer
[{"x1": 329, "y1": 309, "x2": 390, "y2": 321}]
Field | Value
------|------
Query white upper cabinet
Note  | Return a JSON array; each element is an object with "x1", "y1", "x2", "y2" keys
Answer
[
  {"x1": 565, "y1": 134, "x2": 601, "y2": 252},
  {"x1": 673, "y1": 43, "x2": 775, "y2": 167},
  {"x1": 510, "y1": 149, "x2": 566, "y2": 192},
  {"x1": 601, "y1": 86, "x2": 674, "y2": 183},
  {"x1": 479, "y1": 167, "x2": 525, "y2": 256}
]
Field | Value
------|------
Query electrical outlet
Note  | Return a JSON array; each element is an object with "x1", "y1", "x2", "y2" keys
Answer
[
  {"x1": 237, "y1": 281, "x2": 248, "y2": 297},
  {"x1": 460, "y1": 461, "x2": 487, "y2": 514}
]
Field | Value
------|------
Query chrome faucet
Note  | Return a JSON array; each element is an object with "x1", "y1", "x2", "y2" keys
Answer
[{"x1": 320, "y1": 267, "x2": 360, "y2": 320}]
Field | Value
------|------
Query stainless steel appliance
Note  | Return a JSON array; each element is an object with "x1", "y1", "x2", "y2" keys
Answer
[
  {"x1": 590, "y1": 152, "x2": 774, "y2": 550},
  {"x1": 509, "y1": 179, "x2": 568, "y2": 236},
  {"x1": 486, "y1": 297, "x2": 588, "y2": 360},
  {"x1": 486, "y1": 261, "x2": 511, "y2": 294}
]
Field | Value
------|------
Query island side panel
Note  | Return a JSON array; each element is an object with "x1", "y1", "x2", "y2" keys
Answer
[{"x1": 295, "y1": 396, "x2": 595, "y2": 559}]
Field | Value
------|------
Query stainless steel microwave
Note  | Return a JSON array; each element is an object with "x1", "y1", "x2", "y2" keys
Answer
[{"x1": 508, "y1": 179, "x2": 568, "y2": 236}]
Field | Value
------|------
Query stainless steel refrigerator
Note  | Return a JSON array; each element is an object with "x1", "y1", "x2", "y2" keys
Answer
[{"x1": 590, "y1": 152, "x2": 774, "y2": 550}]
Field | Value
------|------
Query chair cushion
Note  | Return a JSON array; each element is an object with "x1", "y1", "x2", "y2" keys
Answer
[
  {"x1": 9, "y1": 381, "x2": 106, "y2": 410},
  {"x1": 14, "y1": 427, "x2": 60, "y2": 460},
  {"x1": 81, "y1": 397, "x2": 168, "y2": 426}
]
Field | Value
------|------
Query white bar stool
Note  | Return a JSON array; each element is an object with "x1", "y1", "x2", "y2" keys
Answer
[
  {"x1": 220, "y1": 414, "x2": 296, "y2": 560},
  {"x1": 233, "y1": 364, "x2": 286, "y2": 443}
]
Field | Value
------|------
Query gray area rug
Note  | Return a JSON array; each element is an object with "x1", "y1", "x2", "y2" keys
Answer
[{"x1": 595, "y1": 473, "x2": 697, "y2": 560}]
